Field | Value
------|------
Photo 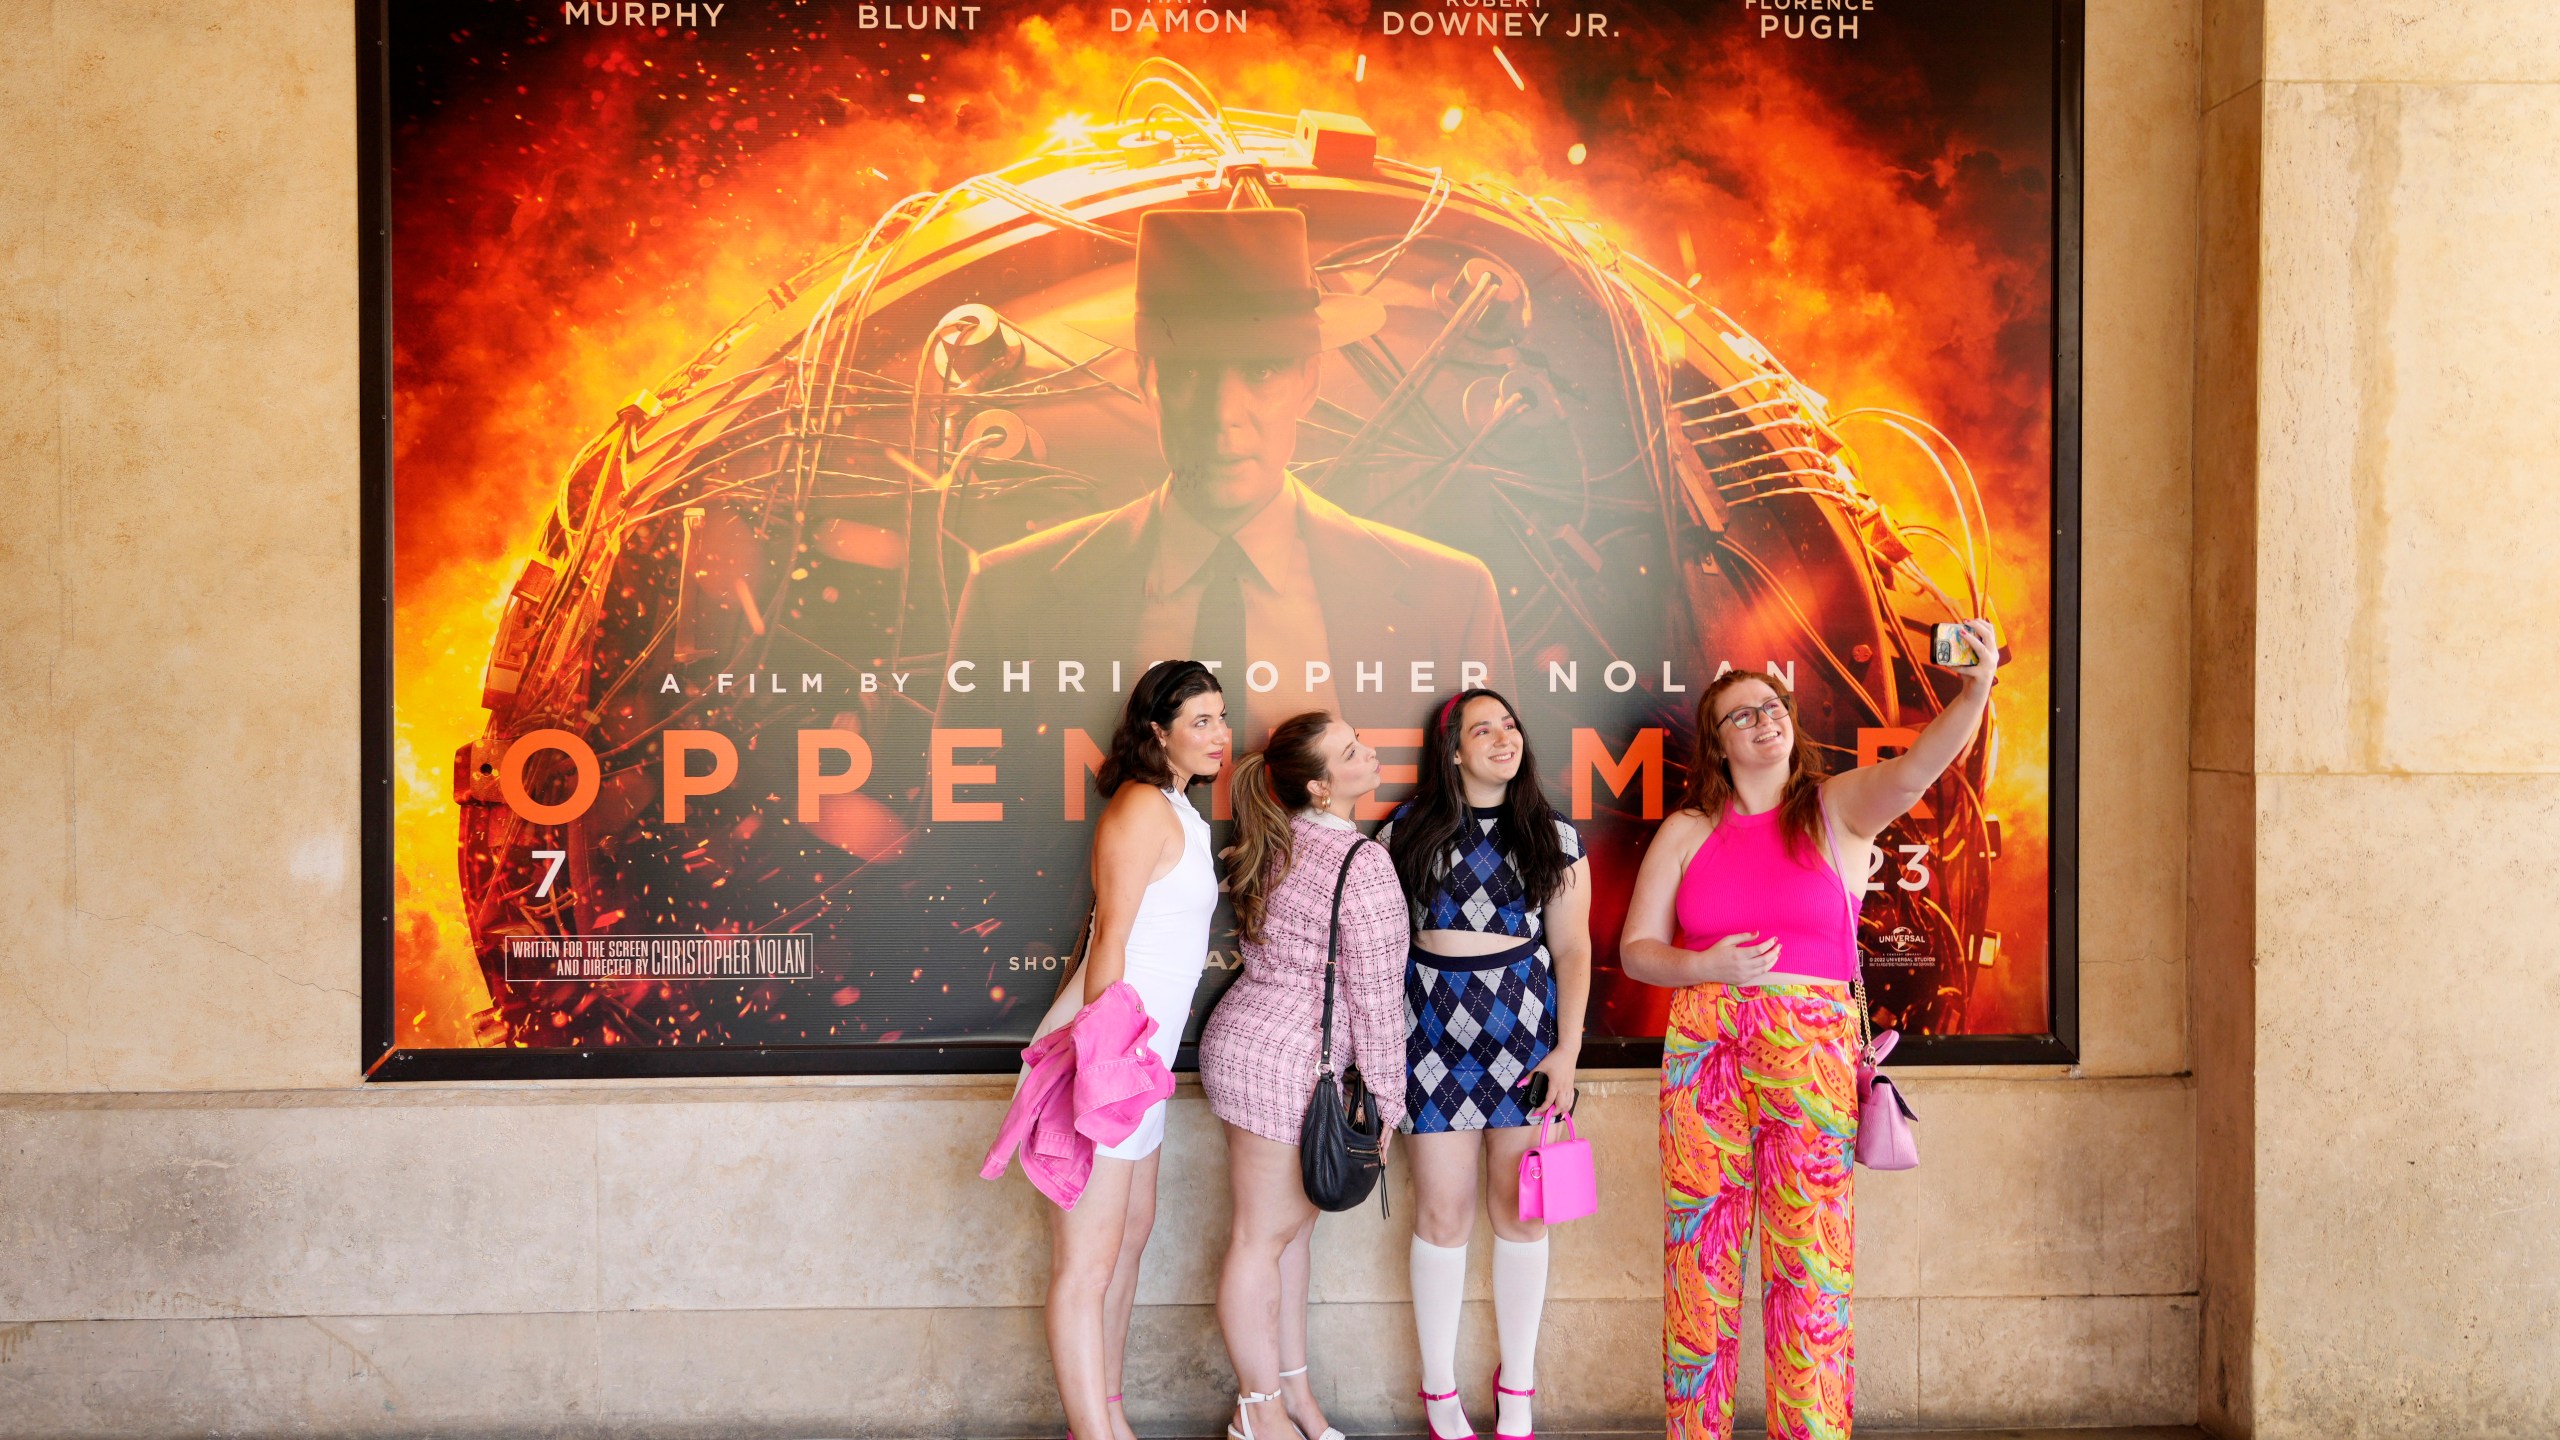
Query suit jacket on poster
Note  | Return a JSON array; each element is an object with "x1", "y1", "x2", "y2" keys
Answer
[
  {"x1": 915, "y1": 479, "x2": 1515, "y2": 955},
  {"x1": 865, "y1": 479, "x2": 1495, "y2": 1030}
]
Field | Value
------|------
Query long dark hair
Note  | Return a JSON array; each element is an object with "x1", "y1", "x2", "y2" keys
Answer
[
  {"x1": 1682, "y1": 668, "x2": 1827, "y2": 858},
  {"x1": 1221, "y1": 710, "x2": 1335, "y2": 946},
  {"x1": 1385, "y1": 688, "x2": 1570, "y2": 909},
  {"x1": 1094, "y1": 660, "x2": 1223, "y2": 796}
]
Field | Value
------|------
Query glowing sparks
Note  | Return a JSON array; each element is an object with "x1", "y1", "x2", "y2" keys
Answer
[
  {"x1": 1492, "y1": 46, "x2": 1524, "y2": 91},
  {"x1": 1567, "y1": 142, "x2": 1587, "y2": 165},
  {"x1": 906, "y1": 92, "x2": 925, "y2": 104},
  {"x1": 1045, "y1": 112, "x2": 1095, "y2": 149},
  {"x1": 1356, "y1": 53, "x2": 1367, "y2": 82},
  {"x1": 1440, "y1": 106, "x2": 1464, "y2": 132}
]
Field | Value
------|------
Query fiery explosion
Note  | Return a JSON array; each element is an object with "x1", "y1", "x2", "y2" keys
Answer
[{"x1": 390, "y1": 2, "x2": 2054, "y2": 1046}]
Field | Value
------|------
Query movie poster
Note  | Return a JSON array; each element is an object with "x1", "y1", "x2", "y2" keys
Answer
[{"x1": 368, "y1": 0, "x2": 2077, "y2": 1075}]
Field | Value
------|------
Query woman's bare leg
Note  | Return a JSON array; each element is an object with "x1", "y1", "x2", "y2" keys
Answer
[
  {"x1": 1483, "y1": 1123, "x2": 1546, "y2": 1245},
  {"x1": 1218, "y1": 1125, "x2": 1315, "y2": 1440},
  {"x1": 1406, "y1": 1128, "x2": 1484, "y2": 1248},
  {"x1": 1050, "y1": 1155, "x2": 1137, "y2": 1440},
  {"x1": 1275, "y1": 1210, "x2": 1336, "y2": 1438},
  {"x1": 1098, "y1": 1148, "x2": 1158, "y2": 1440}
]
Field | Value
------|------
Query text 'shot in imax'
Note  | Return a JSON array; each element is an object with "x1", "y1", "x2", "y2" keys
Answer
[{"x1": 380, "y1": 0, "x2": 2071, "y2": 1060}]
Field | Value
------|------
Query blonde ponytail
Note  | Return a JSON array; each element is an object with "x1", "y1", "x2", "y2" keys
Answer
[{"x1": 1220, "y1": 712, "x2": 1337, "y2": 946}]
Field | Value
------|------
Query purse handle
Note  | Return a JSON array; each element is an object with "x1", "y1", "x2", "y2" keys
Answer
[
  {"x1": 1533, "y1": 1110, "x2": 1580, "y2": 1149},
  {"x1": 1817, "y1": 789, "x2": 1877, "y2": 1060},
  {"x1": 1315, "y1": 837, "x2": 1374, "y2": 1080}
]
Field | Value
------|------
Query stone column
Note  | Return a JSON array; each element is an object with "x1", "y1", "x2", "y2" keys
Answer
[{"x1": 2192, "y1": 2, "x2": 2560, "y2": 1434}]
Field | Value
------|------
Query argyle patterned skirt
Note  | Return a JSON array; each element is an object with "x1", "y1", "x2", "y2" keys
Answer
[{"x1": 1402, "y1": 936, "x2": 1557, "y2": 1133}]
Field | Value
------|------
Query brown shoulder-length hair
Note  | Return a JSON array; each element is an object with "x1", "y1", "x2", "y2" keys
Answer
[
  {"x1": 1683, "y1": 668, "x2": 1827, "y2": 859},
  {"x1": 1220, "y1": 710, "x2": 1336, "y2": 946},
  {"x1": 1094, "y1": 660, "x2": 1223, "y2": 796}
]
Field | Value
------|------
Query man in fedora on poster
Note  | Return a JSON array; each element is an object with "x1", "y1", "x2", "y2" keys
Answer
[
  {"x1": 881, "y1": 207, "x2": 1514, "y2": 1039},
  {"x1": 942, "y1": 205, "x2": 1514, "y2": 756}
]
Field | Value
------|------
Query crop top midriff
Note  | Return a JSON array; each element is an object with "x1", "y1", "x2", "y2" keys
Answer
[
  {"x1": 1379, "y1": 806, "x2": 1584, "y2": 939},
  {"x1": 1673, "y1": 805, "x2": 1861, "y2": 986}
]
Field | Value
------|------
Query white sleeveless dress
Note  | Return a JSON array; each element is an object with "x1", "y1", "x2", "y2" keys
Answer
[{"x1": 1031, "y1": 783, "x2": 1218, "y2": 1161}]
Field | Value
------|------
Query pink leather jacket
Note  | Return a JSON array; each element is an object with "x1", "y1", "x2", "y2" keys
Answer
[{"x1": 979, "y1": 981, "x2": 1175, "y2": 1210}]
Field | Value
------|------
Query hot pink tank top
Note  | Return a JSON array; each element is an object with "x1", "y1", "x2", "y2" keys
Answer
[{"x1": 1672, "y1": 805, "x2": 1862, "y2": 985}]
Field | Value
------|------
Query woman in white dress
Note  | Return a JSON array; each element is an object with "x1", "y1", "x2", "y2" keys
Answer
[{"x1": 1041, "y1": 659, "x2": 1229, "y2": 1440}]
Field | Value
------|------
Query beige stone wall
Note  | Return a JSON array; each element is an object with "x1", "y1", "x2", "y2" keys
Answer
[
  {"x1": 2193, "y1": 1, "x2": 2560, "y2": 1434},
  {"x1": 0, "y1": 0, "x2": 2207, "y2": 1433}
]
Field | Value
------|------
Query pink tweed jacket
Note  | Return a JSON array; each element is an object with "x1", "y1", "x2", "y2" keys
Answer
[{"x1": 1199, "y1": 815, "x2": 1409, "y2": 1145}]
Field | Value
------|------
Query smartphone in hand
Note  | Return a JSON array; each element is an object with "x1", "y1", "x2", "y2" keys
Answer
[
  {"x1": 1932, "y1": 621, "x2": 1983, "y2": 667},
  {"x1": 1521, "y1": 1071, "x2": 1551, "y2": 1113}
]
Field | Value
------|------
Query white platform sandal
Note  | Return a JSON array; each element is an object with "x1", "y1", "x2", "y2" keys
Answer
[
  {"x1": 1228, "y1": 1388, "x2": 1281, "y2": 1440},
  {"x1": 1276, "y1": 1366, "x2": 1348, "y2": 1440}
]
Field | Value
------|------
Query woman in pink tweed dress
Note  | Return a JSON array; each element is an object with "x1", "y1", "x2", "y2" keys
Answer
[{"x1": 1201, "y1": 711, "x2": 1408, "y2": 1440}]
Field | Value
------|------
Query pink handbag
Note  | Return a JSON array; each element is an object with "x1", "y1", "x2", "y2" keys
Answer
[
  {"x1": 1854, "y1": 1028, "x2": 1920, "y2": 1171},
  {"x1": 1517, "y1": 1112, "x2": 1598, "y2": 1224},
  {"x1": 1824, "y1": 796, "x2": 1919, "y2": 1171}
]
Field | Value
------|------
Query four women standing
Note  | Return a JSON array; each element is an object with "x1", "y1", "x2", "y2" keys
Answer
[{"x1": 1011, "y1": 626, "x2": 1996, "y2": 1440}]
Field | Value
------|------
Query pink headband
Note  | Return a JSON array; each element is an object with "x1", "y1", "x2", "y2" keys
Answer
[{"x1": 1436, "y1": 693, "x2": 1467, "y2": 733}]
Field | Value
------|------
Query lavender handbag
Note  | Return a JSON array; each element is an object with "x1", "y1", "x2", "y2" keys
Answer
[{"x1": 1823, "y1": 799, "x2": 1919, "y2": 1171}]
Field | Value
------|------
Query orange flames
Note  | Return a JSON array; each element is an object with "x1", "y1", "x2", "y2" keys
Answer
[{"x1": 392, "y1": 6, "x2": 2054, "y2": 1043}]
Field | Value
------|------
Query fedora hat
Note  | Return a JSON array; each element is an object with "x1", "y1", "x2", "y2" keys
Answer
[{"x1": 1070, "y1": 208, "x2": 1386, "y2": 359}]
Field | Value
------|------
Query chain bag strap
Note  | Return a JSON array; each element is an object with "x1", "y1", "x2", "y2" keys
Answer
[{"x1": 1824, "y1": 791, "x2": 1919, "y2": 1169}]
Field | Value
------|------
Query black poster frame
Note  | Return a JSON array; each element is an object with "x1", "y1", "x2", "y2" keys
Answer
[{"x1": 358, "y1": 0, "x2": 2085, "y2": 1080}]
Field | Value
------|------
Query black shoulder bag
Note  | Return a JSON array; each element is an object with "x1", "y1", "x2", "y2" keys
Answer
[{"x1": 1300, "y1": 838, "x2": 1388, "y2": 1213}]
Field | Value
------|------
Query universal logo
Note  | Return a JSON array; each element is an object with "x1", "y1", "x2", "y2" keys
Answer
[
  {"x1": 1869, "y1": 925, "x2": 1936, "y2": 967},
  {"x1": 563, "y1": 1, "x2": 727, "y2": 26}
]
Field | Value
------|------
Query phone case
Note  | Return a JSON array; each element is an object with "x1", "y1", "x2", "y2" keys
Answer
[{"x1": 1932, "y1": 624, "x2": 1979, "y2": 667}]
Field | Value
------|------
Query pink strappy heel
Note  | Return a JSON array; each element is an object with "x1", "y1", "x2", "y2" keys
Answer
[
  {"x1": 1493, "y1": 1366, "x2": 1535, "y2": 1440},
  {"x1": 1419, "y1": 1385, "x2": 1476, "y2": 1440},
  {"x1": 1068, "y1": 1393, "x2": 1122, "y2": 1440}
]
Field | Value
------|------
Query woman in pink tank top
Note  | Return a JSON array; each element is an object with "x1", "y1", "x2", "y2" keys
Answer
[{"x1": 1619, "y1": 619, "x2": 1998, "y2": 1440}]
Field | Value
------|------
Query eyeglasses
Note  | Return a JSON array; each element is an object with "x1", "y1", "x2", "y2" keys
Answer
[{"x1": 1717, "y1": 698, "x2": 1790, "y2": 732}]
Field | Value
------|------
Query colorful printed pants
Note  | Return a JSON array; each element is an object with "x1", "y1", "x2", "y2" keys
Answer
[{"x1": 1661, "y1": 984, "x2": 1859, "y2": 1440}]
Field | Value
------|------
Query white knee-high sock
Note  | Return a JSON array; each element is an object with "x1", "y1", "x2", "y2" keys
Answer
[
  {"x1": 1410, "y1": 1235, "x2": 1472, "y2": 1435},
  {"x1": 1491, "y1": 1234, "x2": 1549, "y2": 1435}
]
